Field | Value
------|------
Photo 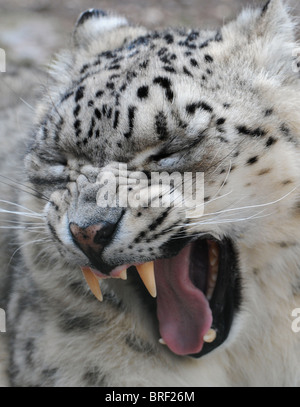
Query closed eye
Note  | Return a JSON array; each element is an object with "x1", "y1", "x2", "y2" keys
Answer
[
  {"x1": 149, "y1": 150, "x2": 172, "y2": 162},
  {"x1": 149, "y1": 149, "x2": 182, "y2": 168}
]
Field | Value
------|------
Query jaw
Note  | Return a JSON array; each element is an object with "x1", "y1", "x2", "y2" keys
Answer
[
  {"x1": 192, "y1": 237, "x2": 241, "y2": 358},
  {"x1": 81, "y1": 234, "x2": 242, "y2": 358},
  {"x1": 153, "y1": 236, "x2": 241, "y2": 357}
]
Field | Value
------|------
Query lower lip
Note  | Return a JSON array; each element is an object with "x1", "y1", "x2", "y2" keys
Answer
[
  {"x1": 88, "y1": 268, "x2": 111, "y2": 279},
  {"x1": 90, "y1": 263, "x2": 144, "y2": 279}
]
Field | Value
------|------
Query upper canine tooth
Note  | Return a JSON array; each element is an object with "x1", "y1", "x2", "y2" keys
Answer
[
  {"x1": 81, "y1": 267, "x2": 103, "y2": 302},
  {"x1": 136, "y1": 262, "x2": 157, "y2": 298}
]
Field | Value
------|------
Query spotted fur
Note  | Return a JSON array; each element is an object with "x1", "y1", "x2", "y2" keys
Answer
[{"x1": 1, "y1": 0, "x2": 300, "y2": 386}]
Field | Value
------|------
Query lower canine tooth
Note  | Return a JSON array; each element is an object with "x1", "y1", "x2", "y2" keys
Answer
[
  {"x1": 159, "y1": 338, "x2": 167, "y2": 345},
  {"x1": 119, "y1": 269, "x2": 128, "y2": 280},
  {"x1": 203, "y1": 329, "x2": 217, "y2": 343},
  {"x1": 206, "y1": 289, "x2": 213, "y2": 301},
  {"x1": 136, "y1": 262, "x2": 157, "y2": 298},
  {"x1": 210, "y1": 256, "x2": 218, "y2": 267},
  {"x1": 211, "y1": 271, "x2": 218, "y2": 282},
  {"x1": 81, "y1": 267, "x2": 103, "y2": 302}
]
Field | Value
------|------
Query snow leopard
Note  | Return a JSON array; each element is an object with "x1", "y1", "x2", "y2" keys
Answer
[{"x1": 0, "y1": 0, "x2": 300, "y2": 387}]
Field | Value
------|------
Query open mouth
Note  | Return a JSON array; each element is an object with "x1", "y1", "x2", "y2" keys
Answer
[{"x1": 81, "y1": 236, "x2": 241, "y2": 358}]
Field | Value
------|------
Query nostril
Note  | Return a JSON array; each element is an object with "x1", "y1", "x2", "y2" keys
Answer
[
  {"x1": 93, "y1": 222, "x2": 117, "y2": 245},
  {"x1": 69, "y1": 221, "x2": 117, "y2": 250}
]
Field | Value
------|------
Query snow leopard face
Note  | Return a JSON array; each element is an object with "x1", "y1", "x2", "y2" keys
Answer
[{"x1": 22, "y1": 1, "x2": 300, "y2": 359}]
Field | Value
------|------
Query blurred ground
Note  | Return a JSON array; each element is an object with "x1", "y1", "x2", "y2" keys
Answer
[{"x1": 0, "y1": 0, "x2": 299, "y2": 68}]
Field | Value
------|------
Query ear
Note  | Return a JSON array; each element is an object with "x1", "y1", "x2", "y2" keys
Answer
[
  {"x1": 73, "y1": 9, "x2": 129, "y2": 48},
  {"x1": 257, "y1": 0, "x2": 298, "y2": 81},
  {"x1": 257, "y1": 0, "x2": 296, "y2": 42},
  {"x1": 226, "y1": 0, "x2": 298, "y2": 81},
  {"x1": 233, "y1": 0, "x2": 296, "y2": 41}
]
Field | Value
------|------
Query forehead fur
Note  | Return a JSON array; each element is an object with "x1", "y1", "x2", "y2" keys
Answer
[{"x1": 30, "y1": 0, "x2": 299, "y2": 166}]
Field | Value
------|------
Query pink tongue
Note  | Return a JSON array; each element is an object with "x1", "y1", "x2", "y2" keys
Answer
[{"x1": 154, "y1": 244, "x2": 212, "y2": 356}]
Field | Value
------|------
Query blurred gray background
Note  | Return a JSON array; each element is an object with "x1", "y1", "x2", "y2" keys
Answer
[{"x1": 0, "y1": 0, "x2": 299, "y2": 68}]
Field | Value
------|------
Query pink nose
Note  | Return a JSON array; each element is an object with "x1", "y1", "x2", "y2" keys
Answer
[{"x1": 69, "y1": 222, "x2": 116, "y2": 253}]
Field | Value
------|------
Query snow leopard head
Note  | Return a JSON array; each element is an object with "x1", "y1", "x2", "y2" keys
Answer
[{"x1": 22, "y1": 0, "x2": 300, "y2": 358}]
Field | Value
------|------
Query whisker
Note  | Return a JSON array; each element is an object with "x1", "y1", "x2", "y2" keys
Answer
[
  {"x1": 177, "y1": 187, "x2": 234, "y2": 216},
  {"x1": 204, "y1": 190, "x2": 233, "y2": 206},
  {"x1": 9, "y1": 223, "x2": 45, "y2": 227},
  {"x1": 0, "y1": 199, "x2": 42, "y2": 215},
  {"x1": 0, "y1": 226, "x2": 30, "y2": 230},
  {"x1": 182, "y1": 190, "x2": 235, "y2": 218},
  {"x1": 19, "y1": 97, "x2": 35, "y2": 111},
  {"x1": 26, "y1": 229, "x2": 48, "y2": 233},
  {"x1": 42, "y1": 61, "x2": 66, "y2": 122},
  {"x1": 209, "y1": 160, "x2": 232, "y2": 204},
  {"x1": 0, "y1": 177, "x2": 49, "y2": 202},
  {"x1": 194, "y1": 187, "x2": 298, "y2": 220},
  {"x1": 171, "y1": 186, "x2": 297, "y2": 236},
  {"x1": 171, "y1": 209, "x2": 272, "y2": 236},
  {"x1": 6, "y1": 238, "x2": 51, "y2": 269},
  {"x1": 25, "y1": 225, "x2": 47, "y2": 229},
  {"x1": 0, "y1": 225, "x2": 47, "y2": 233},
  {"x1": 187, "y1": 210, "x2": 273, "y2": 228},
  {"x1": 208, "y1": 135, "x2": 248, "y2": 174},
  {"x1": 183, "y1": 186, "x2": 297, "y2": 227},
  {"x1": 0, "y1": 77, "x2": 35, "y2": 111},
  {"x1": 0, "y1": 208, "x2": 43, "y2": 219},
  {"x1": 0, "y1": 174, "x2": 50, "y2": 201},
  {"x1": 207, "y1": 143, "x2": 227, "y2": 175},
  {"x1": 0, "y1": 219, "x2": 44, "y2": 225},
  {"x1": 188, "y1": 194, "x2": 246, "y2": 219}
]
